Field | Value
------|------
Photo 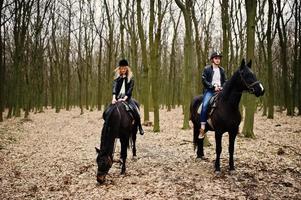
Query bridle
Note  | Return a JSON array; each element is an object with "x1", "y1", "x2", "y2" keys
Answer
[{"x1": 239, "y1": 70, "x2": 260, "y2": 94}]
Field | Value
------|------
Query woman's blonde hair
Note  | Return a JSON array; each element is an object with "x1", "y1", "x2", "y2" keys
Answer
[{"x1": 114, "y1": 66, "x2": 133, "y2": 82}]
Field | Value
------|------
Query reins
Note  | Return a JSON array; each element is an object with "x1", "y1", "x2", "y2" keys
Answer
[{"x1": 239, "y1": 70, "x2": 260, "y2": 94}]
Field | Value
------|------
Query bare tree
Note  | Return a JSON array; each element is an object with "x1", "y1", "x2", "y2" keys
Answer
[
  {"x1": 104, "y1": 0, "x2": 115, "y2": 107},
  {"x1": 242, "y1": 0, "x2": 257, "y2": 138},
  {"x1": 266, "y1": 0, "x2": 277, "y2": 118},
  {"x1": 221, "y1": 0, "x2": 230, "y2": 76},
  {"x1": 276, "y1": 0, "x2": 294, "y2": 115},
  {"x1": 137, "y1": 0, "x2": 150, "y2": 122},
  {"x1": 167, "y1": 5, "x2": 181, "y2": 111},
  {"x1": 175, "y1": 0, "x2": 194, "y2": 129},
  {"x1": 0, "y1": 0, "x2": 6, "y2": 121},
  {"x1": 9, "y1": 0, "x2": 34, "y2": 117}
]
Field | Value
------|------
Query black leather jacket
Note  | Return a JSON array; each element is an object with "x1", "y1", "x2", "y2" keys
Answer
[
  {"x1": 202, "y1": 65, "x2": 227, "y2": 92},
  {"x1": 112, "y1": 76, "x2": 134, "y2": 99}
]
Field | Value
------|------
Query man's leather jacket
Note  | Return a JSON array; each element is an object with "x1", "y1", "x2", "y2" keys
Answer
[{"x1": 201, "y1": 65, "x2": 227, "y2": 92}]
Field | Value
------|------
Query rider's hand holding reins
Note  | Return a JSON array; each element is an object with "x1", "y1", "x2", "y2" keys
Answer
[
  {"x1": 118, "y1": 96, "x2": 128, "y2": 102},
  {"x1": 214, "y1": 85, "x2": 223, "y2": 92},
  {"x1": 112, "y1": 95, "x2": 117, "y2": 104}
]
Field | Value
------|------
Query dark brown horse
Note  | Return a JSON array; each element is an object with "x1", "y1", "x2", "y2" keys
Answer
[
  {"x1": 96, "y1": 101, "x2": 138, "y2": 184},
  {"x1": 190, "y1": 59, "x2": 265, "y2": 172}
]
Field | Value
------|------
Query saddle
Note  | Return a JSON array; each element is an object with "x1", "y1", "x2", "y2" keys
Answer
[
  {"x1": 103, "y1": 102, "x2": 134, "y2": 121},
  {"x1": 121, "y1": 102, "x2": 135, "y2": 123}
]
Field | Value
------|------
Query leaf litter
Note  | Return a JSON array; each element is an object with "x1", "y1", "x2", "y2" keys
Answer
[{"x1": 0, "y1": 108, "x2": 300, "y2": 199}]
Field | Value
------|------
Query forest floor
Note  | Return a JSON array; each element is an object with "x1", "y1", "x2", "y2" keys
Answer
[{"x1": 0, "y1": 107, "x2": 300, "y2": 200}]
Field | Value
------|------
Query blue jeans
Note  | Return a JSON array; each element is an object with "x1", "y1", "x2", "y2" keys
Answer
[{"x1": 200, "y1": 90, "x2": 214, "y2": 123}]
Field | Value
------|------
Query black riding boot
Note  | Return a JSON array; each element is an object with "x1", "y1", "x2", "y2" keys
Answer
[
  {"x1": 128, "y1": 100, "x2": 144, "y2": 135},
  {"x1": 136, "y1": 114, "x2": 144, "y2": 135},
  {"x1": 132, "y1": 107, "x2": 144, "y2": 135}
]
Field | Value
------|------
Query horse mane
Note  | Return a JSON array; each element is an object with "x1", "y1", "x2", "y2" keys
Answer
[
  {"x1": 220, "y1": 69, "x2": 240, "y2": 101},
  {"x1": 100, "y1": 102, "x2": 132, "y2": 155}
]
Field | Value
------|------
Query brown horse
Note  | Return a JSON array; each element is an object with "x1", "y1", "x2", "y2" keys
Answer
[
  {"x1": 96, "y1": 101, "x2": 138, "y2": 184},
  {"x1": 190, "y1": 59, "x2": 265, "y2": 172}
]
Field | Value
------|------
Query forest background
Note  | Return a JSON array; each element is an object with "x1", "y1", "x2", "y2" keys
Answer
[{"x1": 0, "y1": 0, "x2": 300, "y2": 137}]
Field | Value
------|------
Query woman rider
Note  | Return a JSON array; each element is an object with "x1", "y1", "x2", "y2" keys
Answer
[{"x1": 110, "y1": 59, "x2": 144, "y2": 135}]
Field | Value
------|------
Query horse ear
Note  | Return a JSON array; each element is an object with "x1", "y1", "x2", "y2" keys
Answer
[
  {"x1": 247, "y1": 60, "x2": 252, "y2": 68},
  {"x1": 95, "y1": 147, "x2": 100, "y2": 154},
  {"x1": 240, "y1": 59, "x2": 246, "y2": 69}
]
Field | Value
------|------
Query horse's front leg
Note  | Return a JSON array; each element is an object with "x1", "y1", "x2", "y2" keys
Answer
[
  {"x1": 229, "y1": 130, "x2": 238, "y2": 171},
  {"x1": 214, "y1": 131, "x2": 223, "y2": 172},
  {"x1": 120, "y1": 136, "x2": 128, "y2": 175}
]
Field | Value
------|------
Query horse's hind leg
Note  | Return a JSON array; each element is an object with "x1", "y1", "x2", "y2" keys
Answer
[
  {"x1": 197, "y1": 138, "x2": 205, "y2": 159},
  {"x1": 132, "y1": 127, "x2": 138, "y2": 157},
  {"x1": 229, "y1": 130, "x2": 237, "y2": 171},
  {"x1": 193, "y1": 125, "x2": 204, "y2": 158},
  {"x1": 120, "y1": 136, "x2": 128, "y2": 175}
]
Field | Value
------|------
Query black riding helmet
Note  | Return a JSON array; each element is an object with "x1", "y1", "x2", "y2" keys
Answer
[
  {"x1": 119, "y1": 59, "x2": 129, "y2": 67},
  {"x1": 210, "y1": 51, "x2": 223, "y2": 60}
]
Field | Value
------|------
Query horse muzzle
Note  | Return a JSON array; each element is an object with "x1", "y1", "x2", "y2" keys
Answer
[{"x1": 97, "y1": 174, "x2": 106, "y2": 184}]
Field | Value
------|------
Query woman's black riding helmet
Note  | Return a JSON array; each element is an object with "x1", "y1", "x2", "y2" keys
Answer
[{"x1": 119, "y1": 59, "x2": 129, "y2": 67}]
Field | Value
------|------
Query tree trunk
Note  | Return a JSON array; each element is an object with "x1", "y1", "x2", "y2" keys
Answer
[
  {"x1": 168, "y1": 8, "x2": 181, "y2": 111},
  {"x1": 149, "y1": 0, "x2": 160, "y2": 132},
  {"x1": 276, "y1": 0, "x2": 293, "y2": 115},
  {"x1": 97, "y1": 36, "x2": 103, "y2": 111},
  {"x1": 242, "y1": 0, "x2": 257, "y2": 138},
  {"x1": 175, "y1": 0, "x2": 193, "y2": 129},
  {"x1": 267, "y1": 0, "x2": 274, "y2": 119},
  {"x1": 0, "y1": 0, "x2": 4, "y2": 122},
  {"x1": 137, "y1": 0, "x2": 150, "y2": 122},
  {"x1": 221, "y1": 0, "x2": 230, "y2": 76},
  {"x1": 118, "y1": 0, "x2": 125, "y2": 58},
  {"x1": 191, "y1": 4, "x2": 201, "y2": 95},
  {"x1": 104, "y1": 0, "x2": 114, "y2": 108},
  {"x1": 298, "y1": 1, "x2": 301, "y2": 115},
  {"x1": 78, "y1": 0, "x2": 84, "y2": 114},
  {"x1": 66, "y1": 0, "x2": 72, "y2": 111}
]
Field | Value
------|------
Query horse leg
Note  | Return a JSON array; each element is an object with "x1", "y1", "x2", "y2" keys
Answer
[
  {"x1": 120, "y1": 136, "x2": 128, "y2": 175},
  {"x1": 214, "y1": 131, "x2": 222, "y2": 172},
  {"x1": 228, "y1": 130, "x2": 237, "y2": 171},
  {"x1": 197, "y1": 138, "x2": 205, "y2": 159},
  {"x1": 193, "y1": 124, "x2": 204, "y2": 159},
  {"x1": 132, "y1": 129, "x2": 137, "y2": 157}
]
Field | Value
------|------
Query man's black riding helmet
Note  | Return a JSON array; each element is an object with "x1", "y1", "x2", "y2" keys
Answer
[{"x1": 210, "y1": 51, "x2": 223, "y2": 60}]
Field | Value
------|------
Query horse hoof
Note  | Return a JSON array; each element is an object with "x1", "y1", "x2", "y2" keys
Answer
[
  {"x1": 196, "y1": 156, "x2": 207, "y2": 161},
  {"x1": 132, "y1": 156, "x2": 138, "y2": 161},
  {"x1": 214, "y1": 170, "x2": 221, "y2": 176},
  {"x1": 229, "y1": 170, "x2": 236, "y2": 175},
  {"x1": 200, "y1": 156, "x2": 208, "y2": 160}
]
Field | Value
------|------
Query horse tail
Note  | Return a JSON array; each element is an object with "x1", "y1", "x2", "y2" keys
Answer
[
  {"x1": 190, "y1": 95, "x2": 202, "y2": 123},
  {"x1": 190, "y1": 95, "x2": 202, "y2": 149}
]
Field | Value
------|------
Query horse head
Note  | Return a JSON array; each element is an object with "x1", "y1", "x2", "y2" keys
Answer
[
  {"x1": 238, "y1": 59, "x2": 265, "y2": 97},
  {"x1": 95, "y1": 147, "x2": 113, "y2": 184}
]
